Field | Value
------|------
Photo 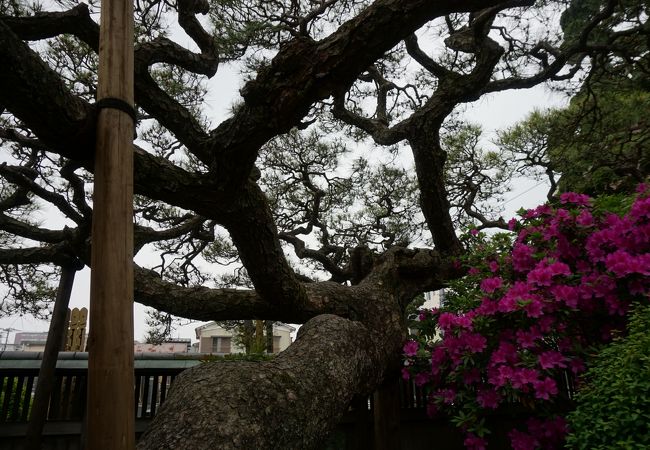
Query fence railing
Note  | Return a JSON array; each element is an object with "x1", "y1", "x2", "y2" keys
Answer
[
  {"x1": 0, "y1": 351, "x2": 205, "y2": 442},
  {"x1": 0, "y1": 351, "x2": 432, "y2": 449}
]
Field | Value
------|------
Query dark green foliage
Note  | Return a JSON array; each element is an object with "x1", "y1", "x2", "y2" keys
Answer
[
  {"x1": 566, "y1": 304, "x2": 650, "y2": 449},
  {"x1": 0, "y1": 377, "x2": 31, "y2": 419}
]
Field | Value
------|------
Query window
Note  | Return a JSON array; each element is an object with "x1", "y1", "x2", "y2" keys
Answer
[{"x1": 212, "y1": 336, "x2": 231, "y2": 354}]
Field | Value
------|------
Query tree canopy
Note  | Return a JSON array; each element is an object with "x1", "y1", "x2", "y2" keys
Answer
[{"x1": 0, "y1": 0, "x2": 648, "y2": 447}]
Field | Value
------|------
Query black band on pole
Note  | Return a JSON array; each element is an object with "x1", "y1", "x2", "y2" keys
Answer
[{"x1": 95, "y1": 97, "x2": 137, "y2": 122}]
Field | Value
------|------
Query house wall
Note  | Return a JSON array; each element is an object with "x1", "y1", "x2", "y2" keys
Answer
[
  {"x1": 197, "y1": 323, "x2": 246, "y2": 354},
  {"x1": 272, "y1": 327, "x2": 293, "y2": 353},
  {"x1": 196, "y1": 323, "x2": 294, "y2": 354}
]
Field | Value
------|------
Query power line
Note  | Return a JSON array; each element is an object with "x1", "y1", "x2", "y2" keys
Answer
[{"x1": 503, "y1": 180, "x2": 548, "y2": 205}]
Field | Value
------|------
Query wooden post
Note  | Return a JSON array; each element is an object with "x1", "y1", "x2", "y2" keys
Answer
[
  {"x1": 25, "y1": 265, "x2": 78, "y2": 450},
  {"x1": 373, "y1": 376, "x2": 401, "y2": 450},
  {"x1": 87, "y1": 0, "x2": 135, "y2": 445}
]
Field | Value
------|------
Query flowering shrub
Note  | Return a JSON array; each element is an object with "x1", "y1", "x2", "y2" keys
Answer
[{"x1": 403, "y1": 188, "x2": 650, "y2": 449}]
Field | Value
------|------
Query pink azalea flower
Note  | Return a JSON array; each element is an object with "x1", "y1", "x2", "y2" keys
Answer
[
  {"x1": 464, "y1": 433, "x2": 487, "y2": 450},
  {"x1": 605, "y1": 250, "x2": 648, "y2": 276},
  {"x1": 462, "y1": 333, "x2": 487, "y2": 354},
  {"x1": 437, "y1": 388, "x2": 456, "y2": 404},
  {"x1": 550, "y1": 285, "x2": 580, "y2": 308},
  {"x1": 498, "y1": 295, "x2": 518, "y2": 313},
  {"x1": 557, "y1": 235, "x2": 581, "y2": 259},
  {"x1": 509, "y1": 429, "x2": 539, "y2": 450},
  {"x1": 491, "y1": 341, "x2": 518, "y2": 365},
  {"x1": 585, "y1": 229, "x2": 615, "y2": 261},
  {"x1": 538, "y1": 351, "x2": 566, "y2": 370},
  {"x1": 511, "y1": 368, "x2": 539, "y2": 389},
  {"x1": 547, "y1": 261, "x2": 571, "y2": 276},
  {"x1": 495, "y1": 365, "x2": 515, "y2": 387},
  {"x1": 527, "y1": 265, "x2": 553, "y2": 286},
  {"x1": 576, "y1": 209, "x2": 594, "y2": 227},
  {"x1": 630, "y1": 195, "x2": 650, "y2": 220},
  {"x1": 524, "y1": 297, "x2": 544, "y2": 318},
  {"x1": 555, "y1": 208, "x2": 572, "y2": 221},
  {"x1": 560, "y1": 192, "x2": 591, "y2": 206},
  {"x1": 477, "y1": 298, "x2": 498, "y2": 315},
  {"x1": 455, "y1": 315, "x2": 473, "y2": 330},
  {"x1": 569, "y1": 358, "x2": 585, "y2": 375},
  {"x1": 438, "y1": 312, "x2": 455, "y2": 331},
  {"x1": 512, "y1": 243, "x2": 536, "y2": 271},
  {"x1": 414, "y1": 372, "x2": 430, "y2": 387},
  {"x1": 515, "y1": 329, "x2": 540, "y2": 349},
  {"x1": 524, "y1": 204, "x2": 553, "y2": 219},
  {"x1": 476, "y1": 389, "x2": 501, "y2": 409},
  {"x1": 403, "y1": 340, "x2": 419, "y2": 356},
  {"x1": 528, "y1": 260, "x2": 569, "y2": 286},
  {"x1": 401, "y1": 367, "x2": 410, "y2": 380},
  {"x1": 532, "y1": 377, "x2": 558, "y2": 400},
  {"x1": 480, "y1": 276, "x2": 503, "y2": 293},
  {"x1": 431, "y1": 346, "x2": 446, "y2": 367}
]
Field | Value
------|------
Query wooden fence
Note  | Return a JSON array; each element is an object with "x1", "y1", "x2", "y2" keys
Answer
[
  {"x1": 0, "y1": 351, "x2": 550, "y2": 449},
  {"x1": 0, "y1": 352, "x2": 200, "y2": 450}
]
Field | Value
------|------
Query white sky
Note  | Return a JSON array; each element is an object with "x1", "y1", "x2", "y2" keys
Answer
[{"x1": 0, "y1": 50, "x2": 568, "y2": 345}]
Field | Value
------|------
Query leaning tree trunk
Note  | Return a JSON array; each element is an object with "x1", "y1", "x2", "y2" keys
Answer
[
  {"x1": 25, "y1": 265, "x2": 78, "y2": 449},
  {"x1": 137, "y1": 283, "x2": 406, "y2": 449}
]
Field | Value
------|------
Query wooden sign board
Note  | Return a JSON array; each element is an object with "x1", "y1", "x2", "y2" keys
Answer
[{"x1": 65, "y1": 307, "x2": 88, "y2": 352}]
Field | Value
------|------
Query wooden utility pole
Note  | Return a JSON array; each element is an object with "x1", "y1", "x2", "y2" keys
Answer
[{"x1": 87, "y1": 0, "x2": 135, "y2": 445}]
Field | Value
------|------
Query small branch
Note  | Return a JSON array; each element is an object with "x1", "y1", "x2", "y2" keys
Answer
[
  {"x1": 278, "y1": 232, "x2": 349, "y2": 282},
  {"x1": 0, "y1": 163, "x2": 84, "y2": 224},
  {"x1": 134, "y1": 215, "x2": 207, "y2": 252},
  {"x1": 404, "y1": 34, "x2": 452, "y2": 79}
]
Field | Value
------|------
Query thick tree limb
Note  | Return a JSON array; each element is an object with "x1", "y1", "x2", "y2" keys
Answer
[
  {"x1": 0, "y1": 245, "x2": 77, "y2": 266},
  {"x1": 0, "y1": 20, "x2": 96, "y2": 161},
  {"x1": 0, "y1": 4, "x2": 98, "y2": 45},
  {"x1": 176, "y1": 0, "x2": 216, "y2": 59},
  {"x1": 137, "y1": 314, "x2": 396, "y2": 450},
  {"x1": 206, "y1": 0, "x2": 533, "y2": 189},
  {"x1": 134, "y1": 266, "x2": 355, "y2": 322},
  {"x1": 0, "y1": 213, "x2": 68, "y2": 244}
]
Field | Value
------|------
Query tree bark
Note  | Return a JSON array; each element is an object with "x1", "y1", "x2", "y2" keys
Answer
[
  {"x1": 137, "y1": 313, "x2": 402, "y2": 450},
  {"x1": 25, "y1": 265, "x2": 78, "y2": 450}
]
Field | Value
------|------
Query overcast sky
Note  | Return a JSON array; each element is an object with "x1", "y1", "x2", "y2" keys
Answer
[{"x1": 0, "y1": 65, "x2": 568, "y2": 345}]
